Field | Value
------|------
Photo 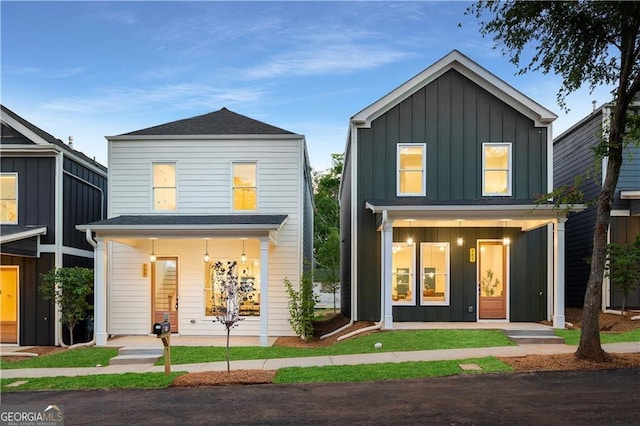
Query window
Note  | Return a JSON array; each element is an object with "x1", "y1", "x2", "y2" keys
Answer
[
  {"x1": 233, "y1": 162, "x2": 257, "y2": 210},
  {"x1": 420, "y1": 243, "x2": 450, "y2": 306},
  {"x1": 152, "y1": 163, "x2": 176, "y2": 211},
  {"x1": 204, "y1": 257, "x2": 261, "y2": 317},
  {"x1": 482, "y1": 143, "x2": 512, "y2": 196},
  {"x1": 397, "y1": 144, "x2": 426, "y2": 196},
  {"x1": 392, "y1": 242, "x2": 415, "y2": 305},
  {"x1": 0, "y1": 173, "x2": 17, "y2": 223}
]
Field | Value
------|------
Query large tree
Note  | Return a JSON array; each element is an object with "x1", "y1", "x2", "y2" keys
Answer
[{"x1": 469, "y1": 1, "x2": 640, "y2": 361}]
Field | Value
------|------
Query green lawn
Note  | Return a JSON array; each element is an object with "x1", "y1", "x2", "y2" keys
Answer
[
  {"x1": 0, "y1": 372, "x2": 183, "y2": 392},
  {"x1": 0, "y1": 347, "x2": 118, "y2": 370},
  {"x1": 274, "y1": 357, "x2": 512, "y2": 384},
  {"x1": 161, "y1": 329, "x2": 514, "y2": 365},
  {"x1": 1, "y1": 357, "x2": 512, "y2": 391},
  {"x1": 554, "y1": 328, "x2": 640, "y2": 345}
]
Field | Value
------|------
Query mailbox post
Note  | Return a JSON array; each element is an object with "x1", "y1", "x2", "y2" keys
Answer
[{"x1": 152, "y1": 320, "x2": 171, "y2": 375}]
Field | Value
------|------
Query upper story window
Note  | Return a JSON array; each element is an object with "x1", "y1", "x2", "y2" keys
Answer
[
  {"x1": 0, "y1": 173, "x2": 18, "y2": 223},
  {"x1": 482, "y1": 143, "x2": 512, "y2": 196},
  {"x1": 233, "y1": 162, "x2": 257, "y2": 211},
  {"x1": 397, "y1": 143, "x2": 426, "y2": 196},
  {"x1": 152, "y1": 162, "x2": 177, "y2": 211}
]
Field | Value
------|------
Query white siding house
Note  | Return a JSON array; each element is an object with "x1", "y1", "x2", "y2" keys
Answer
[{"x1": 78, "y1": 108, "x2": 313, "y2": 346}]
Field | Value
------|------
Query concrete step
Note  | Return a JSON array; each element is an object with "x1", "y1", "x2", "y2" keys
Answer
[
  {"x1": 505, "y1": 329, "x2": 565, "y2": 345},
  {"x1": 110, "y1": 347, "x2": 164, "y2": 365}
]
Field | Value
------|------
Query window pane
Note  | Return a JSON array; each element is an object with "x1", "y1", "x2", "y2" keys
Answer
[
  {"x1": 154, "y1": 188, "x2": 176, "y2": 210},
  {"x1": 484, "y1": 146, "x2": 509, "y2": 169},
  {"x1": 399, "y1": 147, "x2": 423, "y2": 170},
  {"x1": 0, "y1": 175, "x2": 17, "y2": 223},
  {"x1": 233, "y1": 164, "x2": 256, "y2": 187},
  {"x1": 233, "y1": 188, "x2": 256, "y2": 210},
  {"x1": 392, "y1": 243, "x2": 414, "y2": 304},
  {"x1": 484, "y1": 171, "x2": 508, "y2": 194},
  {"x1": 0, "y1": 175, "x2": 16, "y2": 198},
  {"x1": 421, "y1": 243, "x2": 449, "y2": 305},
  {"x1": 154, "y1": 164, "x2": 175, "y2": 187},
  {"x1": 399, "y1": 170, "x2": 423, "y2": 194}
]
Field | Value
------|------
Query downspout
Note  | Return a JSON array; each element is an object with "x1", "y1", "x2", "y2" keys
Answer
[
  {"x1": 335, "y1": 210, "x2": 388, "y2": 341},
  {"x1": 61, "y1": 228, "x2": 99, "y2": 349}
]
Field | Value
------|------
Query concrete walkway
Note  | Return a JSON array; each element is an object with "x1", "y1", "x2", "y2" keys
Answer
[{"x1": 1, "y1": 342, "x2": 638, "y2": 380}]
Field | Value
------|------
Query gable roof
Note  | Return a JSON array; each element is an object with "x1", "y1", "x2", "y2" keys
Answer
[
  {"x1": 351, "y1": 50, "x2": 557, "y2": 128},
  {"x1": 121, "y1": 107, "x2": 297, "y2": 136},
  {"x1": 0, "y1": 104, "x2": 107, "y2": 173}
]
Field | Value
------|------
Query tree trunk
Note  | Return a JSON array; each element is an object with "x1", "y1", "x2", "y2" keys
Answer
[{"x1": 576, "y1": 107, "x2": 626, "y2": 362}]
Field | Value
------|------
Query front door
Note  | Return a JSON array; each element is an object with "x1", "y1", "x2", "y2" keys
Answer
[
  {"x1": 0, "y1": 266, "x2": 18, "y2": 343},
  {"x1": 152, "y1": 258, "x2": 178, "y2": 332},
  {"x1": 478, "y1": 241, "x2": 508, "y2": 319}
]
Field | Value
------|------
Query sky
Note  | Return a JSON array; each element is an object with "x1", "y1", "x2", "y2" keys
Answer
[{"x1": 1, "y1": 0, "x2": 616, "y2": 171}]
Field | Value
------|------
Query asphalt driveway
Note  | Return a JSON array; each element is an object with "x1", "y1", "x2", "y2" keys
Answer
[{"x1": 2, "y1": 369, "x2": 639, "y2": 425}]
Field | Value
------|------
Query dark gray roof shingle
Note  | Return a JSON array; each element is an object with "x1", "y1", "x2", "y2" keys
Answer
[{"x1": 122, "y1": 108, "x2": 297, "y2": 136}]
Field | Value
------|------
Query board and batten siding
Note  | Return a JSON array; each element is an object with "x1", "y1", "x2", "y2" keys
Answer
[
  {"x1": 354, "y1": 69, "x2": 550, "y2": 321},
  {"x1": 106, "y1": 137, "x2": 304, "y2": 336}
]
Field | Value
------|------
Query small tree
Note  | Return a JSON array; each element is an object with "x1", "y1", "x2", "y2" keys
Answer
[
  {"x1": 212, "y1": 261, "x2": 245, "y2": 373},
  {"x1": 605, "y1": 234, "x2": 640, "y2": 316},
  {"x1": 40, "y1": 267, "x2": 93, "y2": 346},
  {"x1": 284, "y1": 273, "x2": 317, "y2": 340}
]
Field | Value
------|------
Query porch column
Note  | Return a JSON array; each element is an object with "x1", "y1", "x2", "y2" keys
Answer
[
  {"x1": 553, "y1": 218, "x2": 567, "y2": 329},
  {"x1": 95, "y1": 237, "x2": 108, "y2": 346},
  {"x1": 382, "y1": 217, "x2": 393, "y2": 329},
  {"x1": 259, "y1": 237, "x2": 269, "y2": 346}
]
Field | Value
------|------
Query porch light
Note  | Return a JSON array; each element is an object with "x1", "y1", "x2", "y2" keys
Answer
[
  {"x1": 149, "y1": 239, "x2": 156, "y2": 263},
  {"x1": 203, "y1": 239, "x2": 210, "y2": 263},
  {"x1": 241, "y1": 239, "x2": 247, "y2": 263},
  {"x1": 456, "y1": 220, "x2": 464, "y2": 246}
]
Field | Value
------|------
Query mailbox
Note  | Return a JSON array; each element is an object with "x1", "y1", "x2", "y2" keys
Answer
[{"x1": 153, "y1": 321, "x2": 171, "y2": 336}]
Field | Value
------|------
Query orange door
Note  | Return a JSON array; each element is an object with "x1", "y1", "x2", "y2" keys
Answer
[
  {"x1": 152, "y1": 258, "x2": 178, "y2": 332},
  {"x1": 0, "y1": 266, "x2": 18, "y2": 343},
  {"x1": 478, "y1": 242, "x2": 507, "y2": 319}
]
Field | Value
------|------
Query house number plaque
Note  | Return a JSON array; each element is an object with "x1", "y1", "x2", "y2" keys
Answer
[{"x1": 469, "y1": 248, "x2": 476, "y2": 263}]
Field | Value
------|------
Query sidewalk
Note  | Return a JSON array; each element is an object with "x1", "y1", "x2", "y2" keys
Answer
[{"x1": 1, "y1": 342, "x2": 638, "y2": 379}]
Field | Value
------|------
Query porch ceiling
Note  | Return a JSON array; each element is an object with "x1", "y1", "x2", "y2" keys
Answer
[{"x1": 366, "y1": 202, "x2": 585, "y2": 231}]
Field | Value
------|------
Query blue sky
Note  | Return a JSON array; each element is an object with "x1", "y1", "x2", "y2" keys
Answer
[{"x1": 1, "y1": 1, "x2": 615, "y2": 171}]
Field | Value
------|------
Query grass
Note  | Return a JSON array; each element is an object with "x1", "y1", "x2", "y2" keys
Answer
[
  {"x1": 0, "y1": 347, "x2": 118, "y2": 369},
  {"x1": 554, "y1": 327, "x2": 640, "y2": 345},
  {"x1": 0, "y1": 372, "x2": 183, "y2": 392},
  {"x1": 274, "y1": 356, "x2": 512, "y2": 384},
  {"x1": 161, "y1": 329, "x2": 515, "y2": 365}
]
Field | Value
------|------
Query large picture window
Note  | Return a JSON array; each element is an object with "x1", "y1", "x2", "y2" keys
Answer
[
  {"x1": 420, "y1": 243, "x2": 450, "y2": 306},
  {"x1": 152, "y1": 162, "x2": 177, "y2": 211},
  {"x1": 397, "y1": 144, "x2": 426, "y2": 196},
  {"x1": 204, "y1": 258, "x2": 261, "y2": 317},
  {"x1": 0, "y1": 174, "x2": 18, "y2": 223},
  {"x1": 392, "y1": 242, "x2": 415, "y2": 305},
  {"x1": 482, "y1": 143, "x2": 512, "y2": 196},
  {"x1": 232, "y1": 162, "x2": 257, "y2": 211}
]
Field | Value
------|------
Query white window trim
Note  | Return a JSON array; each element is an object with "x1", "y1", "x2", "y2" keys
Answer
[
  {"x1": 419, "y1": 242, "x2": 450, "y2": 306},
  {"x1": 0, "y1": 172, "x2": 18, "y2": 224},
  {"x1": 231, "y1": 161, "x2": 258, "y2": 212},
  {"x1": 482, "y1": 142, "x2": 512, "y2": 197},
  {"x1": 392, "y1": 242, "x2": 416, "y2": 306},
  {"x1": 151, "y1": 162, "x2": 178, "y2": 212},
  {"x1": 396, "y1": 143, "x2": 426, "y2": 197}
]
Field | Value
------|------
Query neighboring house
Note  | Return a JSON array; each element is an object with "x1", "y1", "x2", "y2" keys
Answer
[
  {"x1": 554, "y1": 101, "x2": 640, "y2": 311},
  {"x1": 77, "y1": 108, "x2": 313, "y2": 346},
  {"x1": 0, "y1": 105, "x2": 108, "y2": 346},
  {"x1": 340, "y1": 50, "x2": 580, "y2": 329}
]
